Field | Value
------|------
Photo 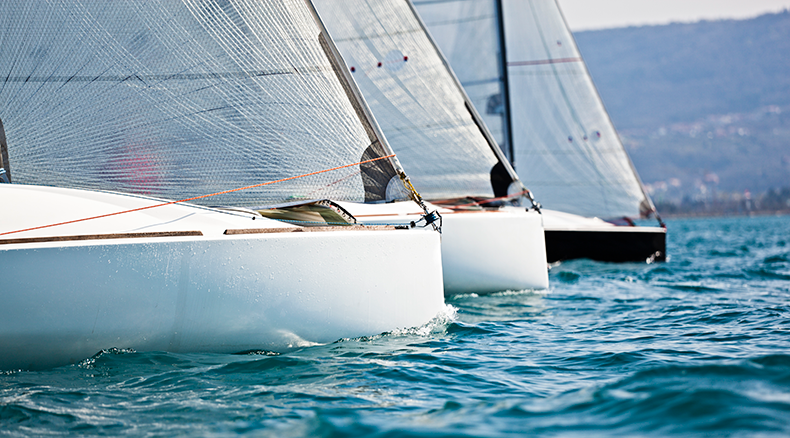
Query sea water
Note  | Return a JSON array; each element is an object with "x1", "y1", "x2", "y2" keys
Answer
[{"x1": 1, "y1": 215, "x2": 789, "y2": 437}]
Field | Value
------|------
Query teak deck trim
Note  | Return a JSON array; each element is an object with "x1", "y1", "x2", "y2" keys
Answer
[
  {"x1": 0, "y1": 230, "x2": 203, "y2": 246},
  {"x1": 224, "y1": 225, "x2": 398, "y2": 235},
  {"x1": 0, "y1": 225, "x2": 404, "y2": 245}
]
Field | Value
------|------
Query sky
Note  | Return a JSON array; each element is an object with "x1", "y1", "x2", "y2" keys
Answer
[{"x1": 556, "y1": 0, "x2": 790, "y2": 31}]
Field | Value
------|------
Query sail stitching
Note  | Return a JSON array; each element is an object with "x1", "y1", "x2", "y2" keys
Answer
[{"x1": 0, "y1": 69, "x2": 328, "y2": 83}]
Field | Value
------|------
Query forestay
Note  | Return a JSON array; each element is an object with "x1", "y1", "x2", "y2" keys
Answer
[
  {"x1": 0, "y1": 0, "x2": 407, "y2": 206},
  {"x1": 314, "y1": 0, "x2": 518, "y2": 201}
]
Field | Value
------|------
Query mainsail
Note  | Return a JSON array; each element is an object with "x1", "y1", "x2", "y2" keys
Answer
[
  {"x1": 0, "y1": 0, "x2": 410, "y2": 207},
  {"x1": 313, "y1": 0, "x2": 520, "y2": 201},
  {"x1": 414, "y1": 0, "x2": 657, "y2": 220}
]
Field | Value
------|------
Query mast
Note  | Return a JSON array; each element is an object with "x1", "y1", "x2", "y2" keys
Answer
[{"x1": 494, "y1": 0, "x2": 515, "y2": 166}]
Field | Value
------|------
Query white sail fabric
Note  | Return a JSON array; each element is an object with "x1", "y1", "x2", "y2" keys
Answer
[
  {"x1": 314, "y1": 0, "x2": 509, "y2": 200},
  {"x1": 415, "y1": 0, "x2": 655, "y2": 219},
  {"x1": 412, "y1": 0, "x2": 511, "y2": 163},
  {"x1": 500, "y1": 0, "x2": 650, "y2": 219},
  {"x1": 0, "y1": 0, "x2": 403, "y2": 206}
]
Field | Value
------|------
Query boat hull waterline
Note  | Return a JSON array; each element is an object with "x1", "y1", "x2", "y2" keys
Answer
[{"x1": 0, "y1": 185, "x2": 446, "y2": 371}]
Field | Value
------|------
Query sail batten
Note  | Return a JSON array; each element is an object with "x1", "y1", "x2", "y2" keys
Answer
[{"x1": 0, "y1": 0, "x2": 409, "y2": 207}]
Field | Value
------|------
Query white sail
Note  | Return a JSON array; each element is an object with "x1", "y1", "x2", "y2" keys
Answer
[
  {"x1": 0, "y1": 0, "x2": 409, "y2": 206},
  {"x1": 415, "y1": 0, "x2": 656, "y2": 220},
  {"x1": 313, "y1": 0, "x2": 518, "y2": 200},
  {"x1": 501, "y1": 0, "x2": 652, "y2": 219}
]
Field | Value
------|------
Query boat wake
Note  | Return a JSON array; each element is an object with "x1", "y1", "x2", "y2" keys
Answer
[
  {"x1": 77, "y1": 348, "x2": 138, "y2": 369},
  {"x1": 339, "y1": 304, "x2": 458, "y2": 343}
]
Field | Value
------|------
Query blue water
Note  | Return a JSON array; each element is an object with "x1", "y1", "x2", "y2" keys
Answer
[{"x1": 2, "y1": 215, "x2": 789, "y2": 437}]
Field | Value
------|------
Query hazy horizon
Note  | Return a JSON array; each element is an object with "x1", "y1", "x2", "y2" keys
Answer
[{"x1": 557, "y1": 0, "x2": 790, "y2": 31}]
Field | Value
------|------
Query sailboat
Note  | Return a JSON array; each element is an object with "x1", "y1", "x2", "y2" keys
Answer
[
  {"x1": 312, "y1": 0, "x2": 549, "y2": 295},
  {"x1": 0, "y1": 0, "x2": 445, "y2": 371},
  {"x1": 414, "y1": 0, "x2": 666, "y2": 263}
]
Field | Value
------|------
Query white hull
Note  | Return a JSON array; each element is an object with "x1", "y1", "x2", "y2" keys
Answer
[
  {"x1": 542, "y1": 209, "x2": 635, "y2": 232},
  {"x1": 339, "y1": 201, "x2": 549, "y2": 295},
  {"x1": 0, "y1": 185, "x2": 445, "y2": 370}
]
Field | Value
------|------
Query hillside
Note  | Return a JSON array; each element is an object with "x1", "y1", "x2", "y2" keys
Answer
[{"x1": 573, "y1": 11, "x2": 790, "y2": 206}]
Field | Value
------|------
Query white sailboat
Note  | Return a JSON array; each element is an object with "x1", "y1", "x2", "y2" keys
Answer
[
  {"x1": 0, "y1": 0, "x2": 445, "y2": 371},
  {"x1": 312, "y1": 0, "x2": 549, "y2": 295},
  {"x1": 414, "y1": 0, "x2": 666, "y2": 263}
]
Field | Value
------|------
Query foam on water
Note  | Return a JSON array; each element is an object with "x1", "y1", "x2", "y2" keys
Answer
[{"x1": 1, "y1": 215, "x2": 789, "y2": 437}]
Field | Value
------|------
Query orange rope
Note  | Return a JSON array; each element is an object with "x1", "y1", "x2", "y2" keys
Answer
[
  {"x1": 1, "y1": 154, "x2": 395, "y2": 237},
  {"x1": 438, "y1": 190, "x2": 530, "y2": 210}
]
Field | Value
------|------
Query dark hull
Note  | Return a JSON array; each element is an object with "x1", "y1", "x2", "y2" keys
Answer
[{"x1": 545, "y1": 228, "x2": 666, "y2": 263}]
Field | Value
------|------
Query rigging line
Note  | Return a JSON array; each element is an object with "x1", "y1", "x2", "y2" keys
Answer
[
  {"x1": 267, "y1": 218, "x2": 410, "y2": 227},
  {"x1": 0, "y1": 69, "x2": 325, "y2": 83},
  {"x1": 0, "y1": 154, "x2": 396, "y2": 237}
]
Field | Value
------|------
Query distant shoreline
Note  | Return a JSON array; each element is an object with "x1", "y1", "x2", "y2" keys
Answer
[{"x1": 660, "y1": 209, "x2": 790, "y2": 220}]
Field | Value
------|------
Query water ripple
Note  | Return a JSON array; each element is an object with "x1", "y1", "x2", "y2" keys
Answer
[{"x1": 2, "y1": 215, "x2": 790, "y2": 436}]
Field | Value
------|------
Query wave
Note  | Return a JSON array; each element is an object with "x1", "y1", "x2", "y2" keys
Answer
[{"x1": 419, "y1": 356, "x2": 790, "y2": 436}]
